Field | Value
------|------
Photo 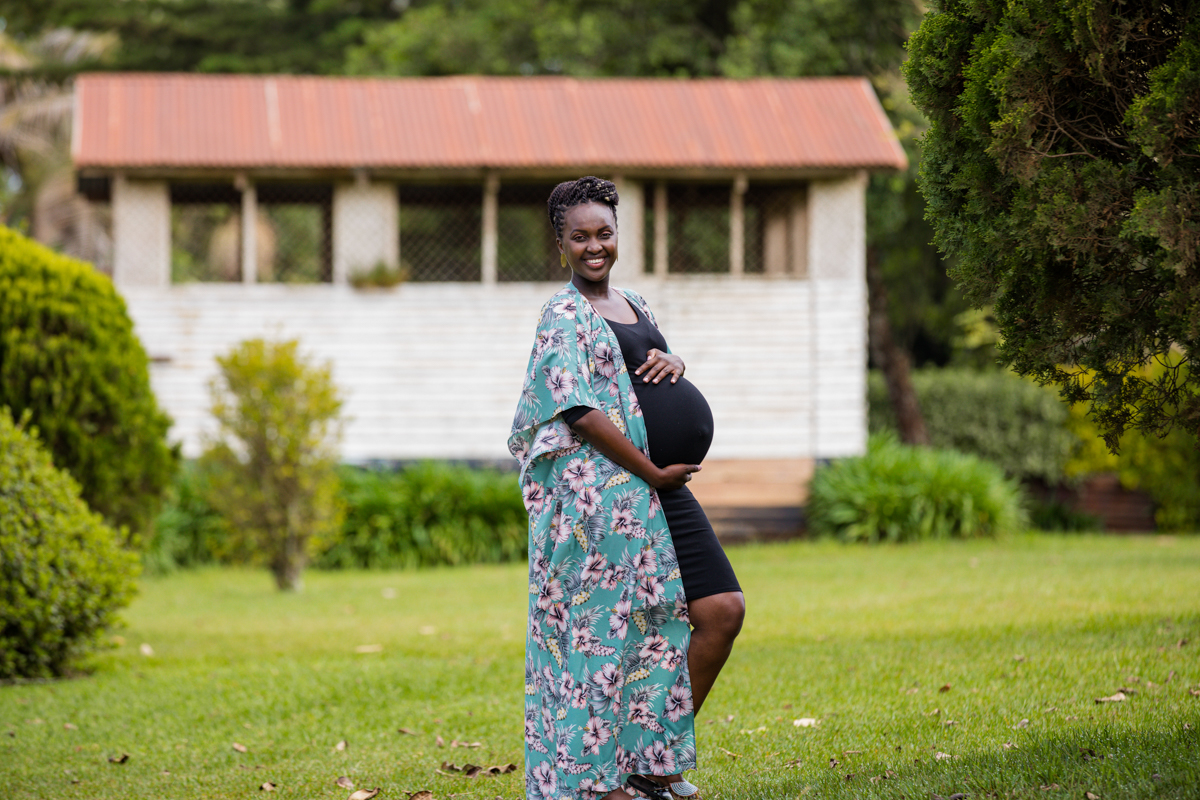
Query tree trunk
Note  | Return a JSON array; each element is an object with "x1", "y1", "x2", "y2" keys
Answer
[{"x1": 866, "y1": 245, "x2": 930, "y2": 446}]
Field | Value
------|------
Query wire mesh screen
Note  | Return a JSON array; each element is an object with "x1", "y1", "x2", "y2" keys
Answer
[
  {"x1": 399, "y1": 184, "x2": 481, "y2": 282},
  {"x1": 666, "y1": 184, "x2": 730, "y2": 274},
  {"x1": 169, "y1": 183, "x2": 242, "y2": 282},
  {"x1": 746, "y1": 185, "x2": 806, "y2": 277},
  {"x1": 498, "y1": 182, "x2": 560, "y2": 282},
  {"x1": 256, "y1": 184, "x2": 332, "y2": 283}
]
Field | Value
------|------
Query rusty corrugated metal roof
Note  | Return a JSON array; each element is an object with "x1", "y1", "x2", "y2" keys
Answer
[{"x1": 73, "y1": 73, "x2": 907, "y2": 172}]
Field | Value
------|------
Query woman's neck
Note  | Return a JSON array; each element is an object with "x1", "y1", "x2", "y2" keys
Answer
[{"x1": 571, "y1": 272, "x2": 612, "y2": 301}]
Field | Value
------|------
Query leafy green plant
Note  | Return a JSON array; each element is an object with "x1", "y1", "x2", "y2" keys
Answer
[
  {"x1": 349, "y1": 260, "x2": 409, "y2": 289},
  {"x1": 807, "y1": 434, "x2": 1027, "y2": 543},
  {"x1": 0, "y1": 409, "x2": 140, "y2": 679},
  {"x1": 0, "y1": 226, "x2": 177, "y2": 538},
  {"x1": 143, "y1": 461, "x2": 232, "y2": 574},
  {"x1": 868, "y1": 368, "x2": 1079, "y2": 484},
  {"x1": 317, "y1": 462, "x2": 526, "y2": 569},
  {"x1": 200, "y1": 339, "x2": 345, "y2": 591}
]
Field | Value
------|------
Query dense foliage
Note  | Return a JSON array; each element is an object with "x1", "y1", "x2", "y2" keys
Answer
[
  {"x1": 200, "y1": 339, "x2": 344, "y2": 591},
  {"x1": 0, "y1": 226, "x2": 176, "y2": 537},
  {"x1": 0, "y1": 409, "x2": 139, "y2": 679},
  {"x1": 807, "y1": 434, "x2": 1027, "y2": 542},
  {"x1": 316, "y1": 463, "x2": 527, "y2": 569},
  {"x1": 868, "y1": 368, "x2": 1079, "y2": 483},
  {"x1": 905, "y1": 0, "x2": 1200, "y2": 447}
]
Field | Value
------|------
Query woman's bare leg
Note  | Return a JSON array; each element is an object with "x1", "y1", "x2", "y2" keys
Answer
[{"x1": 686, "y1": 591, "x2": 745, "y2": 716}]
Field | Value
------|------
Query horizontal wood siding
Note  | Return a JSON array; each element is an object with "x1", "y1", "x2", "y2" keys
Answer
[{"x1": 124, "y1": 275, "x2": 865, "y2": 466}]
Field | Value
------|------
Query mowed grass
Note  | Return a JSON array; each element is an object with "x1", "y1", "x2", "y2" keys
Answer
[{"x1": 3, "y1": 535, "x2": 1199, "y2": 800}]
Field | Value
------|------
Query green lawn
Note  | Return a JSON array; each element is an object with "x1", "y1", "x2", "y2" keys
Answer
[{"x1": 3, "y1": 535, "x2": 1199, "y2": 799}]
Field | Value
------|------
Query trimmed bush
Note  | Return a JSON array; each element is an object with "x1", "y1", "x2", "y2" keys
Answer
[
  {"x1": 143, "y1": 461, "x2": 231, "y2": 574},
  {"x1": 316, "y1": 462, "x2": 526, "y2": 569},
  {"x1": 0, "y1": 409, "x2": 139, "y2": 679},
  {"x1": 868, "y1": 368, "x2": 1078, "y2": 483},
  {"x1": 0, "y1": 226, "x2": 177, "y2": 536},
  {"x1": 807, "y1": 435, "x2": 1027, "y2": 543}
]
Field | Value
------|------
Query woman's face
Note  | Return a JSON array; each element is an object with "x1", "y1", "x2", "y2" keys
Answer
[{"x1": 558, "y1": 201, "x2": 618, "y2": 284}]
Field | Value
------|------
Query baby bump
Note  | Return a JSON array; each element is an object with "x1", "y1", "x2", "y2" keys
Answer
[{"x1": 634, "y1": 376, "x2": 714, "y2": 467}]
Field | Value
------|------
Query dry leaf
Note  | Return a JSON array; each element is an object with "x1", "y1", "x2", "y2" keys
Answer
[
  {"x1": 335, "y1": 740, "x2": 348, "y2": 751},
  {"x1": 948, "y1": 794, "x2": 968, "y2": 800},
  {"x1": 719, "y1": 747, "x2": 740, "y2": 759},
  {"x1": 1188, "y1": 688, "x2": 1200, "y2": 697},
  {"x1": 842, "y1": 750, "x2": 862, "y2": 756},
  {"x1": 939, "y1": 684, "x2": 952, "y2": 693},
  {"x1": 140, "y1": 643, "x2": 154, "y2": 656},
  {"x1": 793, "y1": 718, "x2": 818, "y2": 728},
  {"x1": 926, "y1": 708, "x2": 940, "y2": 716},
  {"x1": 828, "y1": 758, "x2": 839, "y2": 769},
  {"x1": 348, "y1": 789, "x2": 380, "y2": 800},
  {"x1": 108, "y1": 753, "x2": 130, "y2": 764},
  {"x1": 905, "y1": 687, "x2": 920, "y2": 695},
  {"x1": 1015, "y1": 719, "x2": 1030, "y2": 729},
  {"x1": 942, "y1": 720, "x2": 957, "y2": 726},
  {"x1": 408, "y1": 792, "x2": 433, "y2": 800},
  {"x1": 934, "y1": 752, "x2": 954, "y2": 761},
  {"x1": 260, "y1": 782, "x2": 276, "y2": 791},
  {"x1": 233, "y1": 743, "x2": 249, "y2": 753},
  {"x1": 336, "y1": 777, "x2": 355, "y2": 789},
  {"x1": 1177, "y1": 638, "x2": 1188, "y2": 649},
  {"x1": 64, "y1": 723, "x2": 77, "y2": 730},
  {"x1": 435, "y1": 735, "x2": 445, "y2": 748},
  {"x1": 1014, "y1": 654, "x2": 1026, "y2": 662},
  {"x1": 1095, "y1": 692, "x2": 1127, "y2": 703},
  {"x1": 1003, "y1": 742, "x2": 1017, "y2": 750},
  {"x1": 1085, "y1": 793, "x2": 1100, "y2": 800},
  {"x1": 843, "y1": 773, "x2": 855, "y2": 781},
  {"x1": 355, "y1": 644, "x2": 383, "y2": 654},
  {"x1": 397, "y1": 727, "x2": 416, "y2": 735},
  {"x1": 724, "y1": 714, "x2": 735, "y2": 723},
  {"x1": 1040, "y1": 784, "x2": 1061, "y2": 790},
  {"x1": 463, "y1": 764, "x2": 483, "y2": 778}
]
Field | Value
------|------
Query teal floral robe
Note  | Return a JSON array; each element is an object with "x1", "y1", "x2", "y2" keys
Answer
[{"x1": 509, "y1": 284, "x2": 697, "y2": 800}]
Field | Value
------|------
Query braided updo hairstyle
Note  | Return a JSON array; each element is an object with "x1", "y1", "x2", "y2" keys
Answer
[{"x1": 547, "y1": 176, "x2": 619, "y2": 239}]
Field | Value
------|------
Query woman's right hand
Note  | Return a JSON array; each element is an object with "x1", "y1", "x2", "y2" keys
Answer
[{"x1": 653, "y1": 463, "x2": 702, "y2": 491}]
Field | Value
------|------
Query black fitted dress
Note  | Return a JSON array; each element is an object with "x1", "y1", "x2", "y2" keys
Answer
[{"x1": 563, "y1": 303, "x2": 741, "y2": 602}]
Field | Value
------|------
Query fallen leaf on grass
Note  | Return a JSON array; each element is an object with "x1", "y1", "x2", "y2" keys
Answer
[
  {"x1": 1014, "y1": 719, "x2": 1030, "y2": 729},
  {"x1": 335, "y1": 740, "x2": 348, "y2": 751},
  {"x1": 719, "y1": 747, "x2": 740, "y2": 759},
  {"x1": 740, "y1": 727, "x2": 767, "y2": 735},
  {"x1": 1003, "y1": 742, "x2": 1017, "y2": 750},
  {"x1": 140, "y1": 643, "x2": 154, "y2": 656},
  {"x1": 1039, "y1": 784, "x2": 1060, "y2": 791},
  {"x1": 450, "y1": 740, "x2": 482, "y2": 748},
  {"x1": 348, "y1": 788, "x2": 380, "y2": 800},
  {"x1": 905, "y1": 687, "x2": 920, "y2": 695},
  {"x1": 1188, "y1": 688, "x2": 1200, "y2": 697},
  {"x1": 926, "y1": 708, "x2": 940, "y2": 717},
  {"x1": 724, "y1": 714, "x2": 735, "y2": 723},
  {"x1": 260, "y1": 782, "x2": 276, "y2": 791},
  {"x1": 435, "y1": 735, "x2": 445, "y2": 748},
  {"x1": 842, "y1": 750, "x2": 861, "y2": 755},
  {"x1": 793, "y1": 718, "x2": 818, "y2": 728},
  {"x1": 843, "y1": 773, "x2": 855, "y2": 781},
  {"x1": 233, "y1": 743, "x2": 249, "y2": 753},
  {"x1": 406, "y1": 792, "x2": 433, "y2": 800},
  {"x1": 355, "y1": 644, "x2": 383, "y2": 654},
  {"x1": 939, "y1": 684, "x2": 952, "y2": 693},
  {"x1": 397, "y1": 727, "x2": 416, "y2": 735},
  {"x1": 1014, "y1": 654, "x2": 1026, "y2": 662},
  {"x1": 1085, "y1": 792, "x2": 1100, "y2": 799},
  {"x1": 828, "y1": 758, "x2": 839, "y2": 769},
  {"x1": 1177, "y1": 638, "x2": 1188, "y2": 649},
  {"x1": 64, "y1": 723, "x2": 77, "y2": 730},
  {"x1": 336, "y1": 777, "x2": 355, "y2": 789},
  {"x1": 108, "y1": 753, "x2": 130, "y2": 764},
  {"x1": 934, "y1": 752, "x2": 954, "y2": 761},
  {"x1": 1080, "y1": 748, "x2": 1104, "y2": 762},
  {"x1": 1095, "y1": 692, "x2": 1127, "y2": 703}
]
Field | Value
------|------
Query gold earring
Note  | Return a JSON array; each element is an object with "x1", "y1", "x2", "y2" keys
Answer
[{"x1": 560, "y1": 253, "x2": 568, "y2": 269}]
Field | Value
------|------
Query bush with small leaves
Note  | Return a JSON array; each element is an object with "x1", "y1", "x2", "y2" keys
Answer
[
  {"x1": 0, "y1": 409, "x2": 140, "y2": 679},
  {"x1": 0, "y1": 226, "x2": 177, "y2": 537},
  {"x1": 807, "y1": 434, "x2": 1027, "y2": 543}
]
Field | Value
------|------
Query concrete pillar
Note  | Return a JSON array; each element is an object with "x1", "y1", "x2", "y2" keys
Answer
[
  {"x1": 611, "y1": 176, "x2": 644, "y2": 275},
  {"x1": 111, "y1": 175, "x2": 170, "y2": 288},
  {"x1": 789, "y1": 187, "x2": 809, "y2": 278},
  {"x1": 730, "y1": 173, "x2": 747, "y2": 277},
  {"x1": 808, "y1": 171, "x2": 868, "y2": 458},
  {"x1": 333, "y1": 178, "x2": 399, "y2": 285},
  {"x1": 653, "y1": 181, "x2": 668, "y2": 278},
  {"x1": 481, "y1": 173, "x2": 499, "y2": 285},
  {"x1": 238, "y1": 177, "x2": 257, "y2": 284}
]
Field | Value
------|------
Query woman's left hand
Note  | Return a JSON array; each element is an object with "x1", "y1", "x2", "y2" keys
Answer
[{"x1": 635, "y1": 350, "x2": 685, "y2": 384}]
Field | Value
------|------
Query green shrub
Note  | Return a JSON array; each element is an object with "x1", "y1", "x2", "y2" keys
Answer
[
  {"x1": 807, "y1": 434, "x2": 1027, "y2": 543},
  {"x1": 868, "y1": 368, "x2": 1078, "y2": 483},
  {"x1": 201, "y1": 339, "x2": 344, "y2": 591},
  {"x1": 143, "y1": 461, "x2": 230, "y2": 574},
  {"x1": 316, "y1": 462, "x2": 526, "y2": 569},
  {"x1": 0, "y1": 409, "x2": 140, "y2": 679},
  {"x1": 0, "y1": 226, "x2": 177, "y2": 537}
]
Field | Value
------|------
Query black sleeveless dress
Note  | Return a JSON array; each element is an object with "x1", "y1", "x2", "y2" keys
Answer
[{"x1": 563, "y1": 303, "x2": 741, "y2": 602}]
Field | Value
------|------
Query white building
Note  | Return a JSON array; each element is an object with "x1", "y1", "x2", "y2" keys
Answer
[{"x1": 73, "y1": 73, "x2": 906, "y2": 535}]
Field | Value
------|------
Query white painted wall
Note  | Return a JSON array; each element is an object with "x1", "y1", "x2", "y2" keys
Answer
[{"x1": 333, "y1": 181, "x2": 399, "y2": 283}]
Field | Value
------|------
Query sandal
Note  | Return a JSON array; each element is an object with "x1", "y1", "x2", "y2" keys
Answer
[
  {"x1": 624, "y1": 774, "x2": 671, "y2": 799},
  {"x1": 663, "y1": 778, "x2": 703, "y2": 799}
]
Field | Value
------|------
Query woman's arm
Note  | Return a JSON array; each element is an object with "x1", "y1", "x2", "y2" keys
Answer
[{"x1": 569, "y1": 410, "x2": 699, "y2": 491}]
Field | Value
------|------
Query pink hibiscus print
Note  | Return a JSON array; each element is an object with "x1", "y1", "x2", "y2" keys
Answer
[
  {"x1": 636, "y1": 573, "x2": 665, "y2": 605},
  {"x1": 582, "y1": 715, "x2": 612, "y2": 754},
  {"x1": 574, "y1": 486, "x2": 601, "y2": 516},
  {"x1": 639, "y1": 633, "x2": 669, "y2": 662},
  {"x1": 522, "y1": 481, "x2": 545, "y2": 514},
  {"x1": 536, "y1": 578, "x2": 563, "y2": 611},
  {"x1": 531, "y1": 761, "x2": 556, "y2": 797},
  {"x1": 581, "y1": 552, "x2": 607, "y2": 583},
  {"x1": 562, "y1": 457, "x2": 597, "y2": 492},
  {"x1": 665, "y1": 683, "x2": 694, "y2": 722},
  {"x1": 545, "y1": 365, "x2": 577, "y2": 403},
  {"x1": 608, "y1": 598, "x2": 632, "y2": 640},
  {"x1": 594, "y1": 662, "x2": 625, "y2": 700},
  {"x1": 546, "y1": 601, "x2": 569, "y2": 631},
  {"x1": 644, "y1": 741, "x2": 676, "y2": 775}
]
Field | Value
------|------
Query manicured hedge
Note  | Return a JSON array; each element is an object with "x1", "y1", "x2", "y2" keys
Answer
[
  {"x1": 1, "y1": 409, "x2": 139, "y2": 679},
  {"x1": 0, "y1": 226, "x2": 176, "y2": 536}
]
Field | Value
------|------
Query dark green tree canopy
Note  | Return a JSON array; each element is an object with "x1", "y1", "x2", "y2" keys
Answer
[{"x1": 905, "y1": 0, "x2": 1200, "y2": 447}]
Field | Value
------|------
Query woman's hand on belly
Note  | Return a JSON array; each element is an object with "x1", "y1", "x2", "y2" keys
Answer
[
  {"x1": 655, "y1": 462, "x2": 702, "y2": 491},
  {"x1": 568, "y1": 409, "x2": 701, "y2": 491},
  {"x1": 634, "y1": 349, "x2": 685, "y2": 384}
]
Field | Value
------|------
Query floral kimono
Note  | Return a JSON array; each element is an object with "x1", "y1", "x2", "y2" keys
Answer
[{"x1": 509, "y1": 284, "x2": 697, "y2": 800}]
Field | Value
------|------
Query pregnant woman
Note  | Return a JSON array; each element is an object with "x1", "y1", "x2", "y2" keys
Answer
[{"x1": 509, "y1": 177, "x2": 744, "y2": 800}]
